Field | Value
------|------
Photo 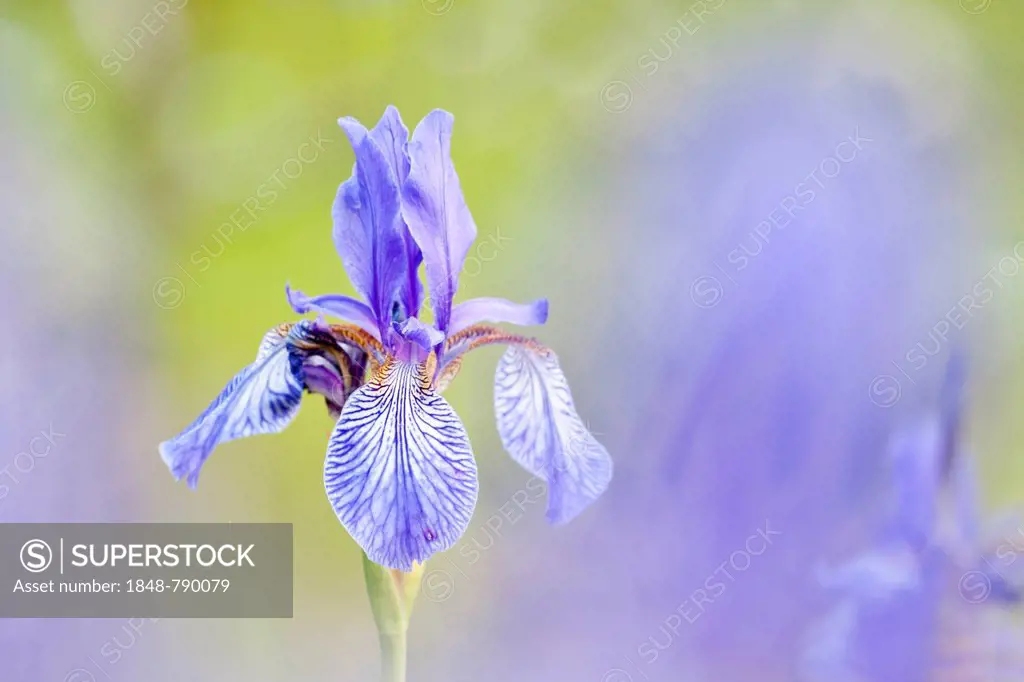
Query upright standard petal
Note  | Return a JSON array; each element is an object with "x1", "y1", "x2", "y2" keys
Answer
[
  {"x1": 449, "y1": 297, "x2": 549, "y2": 336},
  {"x1": 494, "y1": 346, "x2": 612, "y2": 524},
  {"x1": 370, "y1": 107, "x2": 424, "y2": 319},
  {"x1": 159, "y1": 328, "x2": 305, "y2": 488},
  {"x1": 285, "y1": 283, "x2": 380, "y2": 339},
  {"x1": 333, "y1": 134, "x2": 407, "y2": 334},
  {"x1": 369, "y1": 106, "x2": 411, "y2": 190},
  {"x1": 401, "y1": 110, "x2": 477, "y2": 336},
  {"x1": 324, "y1": 359, "x2": 478, "y2": 570}
]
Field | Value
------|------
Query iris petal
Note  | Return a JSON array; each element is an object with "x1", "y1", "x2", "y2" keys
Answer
[
  {"x1": 449, "y1": 297, "x2": 549, "y2": 336},
  {"x1": 255, "y1": 324, "x2": 290, "y2": 360},
  {"x1": 401, "y1": 110, "x2": 477, "y2": 336},
  {"x1": 494, "y1": 346, "x2": 612, "y2": 524},
  {"x1": 396, "y1": 316, "x2": 445, "y2": 351},
  {"x1": 337, "y1": 116, "x2": 370, "y2": 151},
  {"x1": 324, "y1": 360, "x2": 478, "y2": 570},
  {"x1": 370, "y1": 107, "x2": 424, "y2": 318},
  {"x1": 285, "y1": 284, "x2": 380, "y2": 339},
  {"x1": 888, "y1": 416, "x2": 942, "y2": 549},
  {"x1": 368, "y1": 106, "x2": 411, "y2": 191},
  {"x1": 333, "y1": 129, "x2": 407, "y2": 332},
  {"x1": 160, "y1": 328, "x2": 305, "y2": 488}
]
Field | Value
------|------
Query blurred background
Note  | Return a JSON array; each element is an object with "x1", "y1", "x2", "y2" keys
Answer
[{"x1": 1, "y1": 0, "x2": 1023, "y2": 680}]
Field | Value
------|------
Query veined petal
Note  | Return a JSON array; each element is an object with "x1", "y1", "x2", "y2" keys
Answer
[
  {"x1": 369, "y1": 106, "x2": 411, "y2": 191},
  {"x1": 287, "y1": 319, "x2": 370, "y2": 419},
  {"x1": 159, "y1": 328, "x2": 305, "y2": 488},
  {"x1": 449, "y1": 297, "x2": 549, "y2": 336},
  {"x1": 401, "y1": 110, "x2": 477, "y2": 336},
  {"x1": 494, "y1": 346, "x2": 612, "y2": 524},
  {"x1": 302, "y1": 356, "x2": 348, "y2": 420},
  {"x1": 333, "y1": 131, "x2": 407, "y2": 332},
  {"x1": 255, "y1": 324, "x2": 291, "y2": 360},
  {"x1": 285, "y1": 284, "x2": 380, "y2": 339},
  {"x1": 324, "y1": 360, "x2": 478, "y2": 570},
  {"x1": 370, "y1": 107, "x2": 424, "y2": 319}
]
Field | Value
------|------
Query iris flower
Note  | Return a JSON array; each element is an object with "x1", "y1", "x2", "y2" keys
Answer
[
  {"x1": 801, "y1": 355, "x2": 1021, "y2": 682},
  {"x1": 159, "y1": 107, "x2": 612, "y2": 570}
]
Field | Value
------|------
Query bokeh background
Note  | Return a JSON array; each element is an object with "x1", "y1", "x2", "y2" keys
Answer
[{"x1": 2, "y1": 0, "x2": 1023, "y2": 680}]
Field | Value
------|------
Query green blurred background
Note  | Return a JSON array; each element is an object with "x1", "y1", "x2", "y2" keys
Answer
[{"x1": 1, "y1": 0, "x2": 1022, "y2": 679}]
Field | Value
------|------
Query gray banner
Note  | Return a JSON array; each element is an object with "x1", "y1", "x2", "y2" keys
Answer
[{"x1": 0, "y1": 523, "x2": 292, "y2": 617}]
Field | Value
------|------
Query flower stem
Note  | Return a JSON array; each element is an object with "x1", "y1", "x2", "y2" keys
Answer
[
  {"x1": 361, "y1": 553, "x2": 424, "y2": 682},
  {"x1": 379, "y1": 630, "x2": 408, "y2": 682}
]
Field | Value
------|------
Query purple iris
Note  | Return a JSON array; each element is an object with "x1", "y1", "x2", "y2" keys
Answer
[
  {"x1": 801, "y1": 354, "x2": 1021, "y2": 682},
  {"x1": 159, "y1": 106, "x2": 612, "y2": 570}
]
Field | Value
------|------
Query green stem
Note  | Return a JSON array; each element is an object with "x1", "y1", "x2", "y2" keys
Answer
[
  {"x1": 361, "y1": 552, "x2": 423, "y2": 682},
  {"x1": 379, "y1": 629, "x2": 408, "y2": 682}
]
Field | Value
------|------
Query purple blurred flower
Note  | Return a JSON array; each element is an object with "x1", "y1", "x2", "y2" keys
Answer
[
  {"x1": 802, "y1": 354, "x2": 1022, "y2": 682},
  {"x1": 422, "y1": 46, "x2": 1014, "y2": 681},
  {"x1": 800, "y1": 356, "x2": 967, "y2": 682},
  {"x1": 159, "y1": 107, "x2": 612, "y2": 570}
]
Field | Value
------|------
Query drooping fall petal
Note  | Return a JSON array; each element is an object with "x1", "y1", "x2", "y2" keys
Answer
[
  {"x1": 324, "y1": 360, "x2": 478, "y2": 570},
  {"x1": 160, "y1": 326, "x2": 306, "y2": 488},
  {"x1": 493, "y1": 345, "x2": 612, "y2": 524}
]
